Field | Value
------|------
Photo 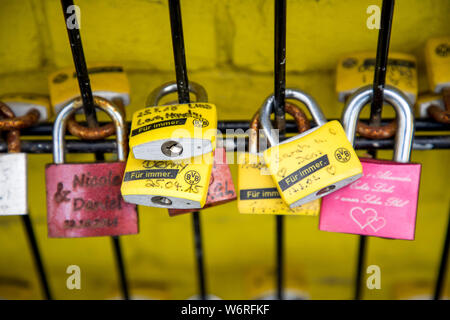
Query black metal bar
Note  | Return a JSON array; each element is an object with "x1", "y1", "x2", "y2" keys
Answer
[
  {"x1": 21, "y1": 215, "x2": 52, "y2": 299},
  {"x1": 60, "y1": 0, "x2": 98, "y2": 128},
  {"x1": 19, "y1": 119, "x2": 450, "y2": 136},
  {"x1": 111, "y1": 236, "x2": 129, "y2": 299},
  {"x1": 355, "y1": 0, "x2": 395, "y2": 301},
  {"x1": 168, "y1": 0, "x2": 207, "y2": 300},
  {"x1": 276, "y1": 215, "x2": 284, "y2": 300},
  {"x1": 273, "y1": 0, "x2": 287, "y2": 301},
  {"x1": 354, "y1": 235, "x2": 367, "y2": 300},
  {"x1": 369, "y1": 0, "x2": 395, "y2": 127},
  {"x1": 434, "y1": 205, "x2": 450, "y2": 300},
  {"x1": 274, "y1": 0, "x2": 287, "y2": 134},
  {"x1": 60, "y1": 0, "x2": 129, "y2": 300},
  {"x1": 1, "y1": 135, "x2": 450, "y2": 154}
]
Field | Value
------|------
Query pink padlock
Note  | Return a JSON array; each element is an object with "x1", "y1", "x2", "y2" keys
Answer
[{"x1": 319, "y1": 85, "x2": 421, "y2": 240}]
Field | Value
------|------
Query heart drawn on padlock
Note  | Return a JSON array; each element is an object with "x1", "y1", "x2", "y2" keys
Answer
[
  {"x1": 326, "y1": 165, "x2": 336, "y2": 175},
  {"x1": 368, "y1": 216, "x2": 386, "y2": 232},
  {"x1": 349, "y1": 207, "x2": 378, "y2": 229}
]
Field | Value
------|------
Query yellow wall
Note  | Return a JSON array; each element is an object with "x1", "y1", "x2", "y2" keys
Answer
[{"x1": 0, "y1": 0, "x2": 449, "y2": 299}]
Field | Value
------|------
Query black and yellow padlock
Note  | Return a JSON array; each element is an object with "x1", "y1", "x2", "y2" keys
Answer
[
  {"x1": 238, "y1": 103, "x2": 320, "y2": 215},
  {"x1": 0, "y1": 93, "x2": 52, "y2": 122},
  {"x1": 416, "y1": 37, "x2": 450, "y2": 123},
  {"x1": 120, "y1": 151, "x2": 213, "y2": 209},
  {"x1": 260, "y1": 89, "x2": 362, "y2": 208},
  {"x1": 336, "y1": 51, "x2": 418, "y2": 104},
  {"x1": 48, "y1": 62, "x2": 130, "y2": 118},
  {"x1": 129, "y1": 81, "x2": 217, "y2": 161}
]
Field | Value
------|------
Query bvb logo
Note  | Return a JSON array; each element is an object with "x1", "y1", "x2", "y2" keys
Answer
[
  {"x1": 435, "y1": 43, "x2": 449, "y2": 57},
  {"x1": 335, "y1": 148, "x2": 351, "y2": 163},
  {"x1": 185, "y1": 170, "x2": 201, "y2": 185},
  {"x1": 193, "y1": 118, "x2": 209, "y2": 128}
]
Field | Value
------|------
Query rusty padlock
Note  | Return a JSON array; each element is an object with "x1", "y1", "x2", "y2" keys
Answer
[
  {"x1": 45, "y1": 96, "x2": 138, "y2": 238},
  {"x1": 0, "y1": 102, "x2": 38, "y2": 215},
  {"x1": 130, "y1": 81, "x2": 217, "y2": 160},
  {"x1": 238, "y1": 102, "x2": 320, "y2": 215},
  {"x1": 145, "y1": 81, "x2": 236, "y2": 216},
  {"x1": 320, "y1": 85, "x2": 420, "y2": 240}
]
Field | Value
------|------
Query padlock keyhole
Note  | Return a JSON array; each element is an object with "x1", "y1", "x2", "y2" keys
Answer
[
  {"x1": 151, "y1": 196, "x2": 173, "y2": 206},
  {"x1": 316, "y1": 185, "x2": 336, "y2": 196},
  {"x1": 161, "y1": 141, "x2": 184, "y2": 157}
]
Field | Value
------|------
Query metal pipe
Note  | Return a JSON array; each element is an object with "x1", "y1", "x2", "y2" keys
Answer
[{"x1": 168, "y1": 0, "x2": 207, "y2": 300}]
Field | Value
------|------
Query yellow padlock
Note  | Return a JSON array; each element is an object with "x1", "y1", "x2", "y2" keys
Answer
[
  {"x1": 425, "y1": 37, "x2": 450, "y2": 93},
  {"x1": 121, "y1": 151, "x2": 213, "y2": 209},
  {"x1": 336, "y1": 51, "x2": 418, "y2": 104},
  {"x1": 260, "y1": 89, "x2": 362, "y2": 208},
  {"x1": 129, "y1": 82, "x2": 217, "y2": 161},
  {"x1": 238, "y1": 108, "x2": 320, "y2": 215},
  {"x1": 48, "y1": 62, "x2": 130, "y2": 117},
  {"x1": 0, "y1": 93, "x2": 52, "y2": 122}
]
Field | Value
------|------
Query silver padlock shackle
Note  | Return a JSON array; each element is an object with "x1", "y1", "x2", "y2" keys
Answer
[
  {"x1": 342, "y1": 85, "x2": 414, "y2": 163},
  {"x1": 146, "y1": 81, "x2": 208, "y2": 106},
  {"x1": 259, "y1": 88, "x2": 326, "y2": 147},
  {"x1": 53, "y1": 96, "x2": 127, "y2": 164}
]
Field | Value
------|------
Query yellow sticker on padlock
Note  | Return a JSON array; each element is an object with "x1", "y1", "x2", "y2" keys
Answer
[
  {"x1": 121, "y1": 151, "x2": 213, "y2": 209},
  {"x1": 129, "y1": 103, "x2": 217, "y2": 161},
  {"x1": 0, "y1": 93, "x2": 52, "y2": 122},
  {"x1": 263, "y1": 121, "x2": 362, "y2": 208},
  {"x1": 48, "y1": 63, "x2": 130, "y2": 115},
  {"x1": 425, "y1": 37, "x2": 450, "y2": 93},
  {"x1": 336, "y1": 51, "x2": 418, "y2": 103},
  {"x1": 238, "y1": 153, "x2": 320, "y2": 215}
]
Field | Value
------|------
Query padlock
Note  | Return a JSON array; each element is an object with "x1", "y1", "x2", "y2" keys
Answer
[
  {"x1": 416, "y1": 37, "x2": 450, "y2": 123},
  {"x1": 336, "y1": 51, "x2": 418, "y2": 103},
  {"x1": 0, "y1": 93, "x2": 51, "y2": 122},
  {"x1": 168, "y1": 145, "x2": 236, "y2": 216},
  {"x1": 121, "y1": 150, "x2": 213, "y2": 209},
  {"x1": 260, "y1": 89, "x2": 362, "y2": 208},
  {"x1": 129, "y1": 81, "x2": 217, "y2": 161},
  {"x1": 238, "y1": 103, "x2": 320, "y2": 215},
  {"x1": 45, "y1": 96, "x2": 138, "y2": 238},
  {"x1": 141, "y1": 81, "x2": 235, "y2": 215},
  {"x1": 48, "y1": 63, "x2": 130, "y2": 116},
  {"x1": 0, "y1": 102, "x2": 29, "y2": 215},
  {"x1": 424, "y1": 37, "x2": 450, "y2": 94},
  {"x1": 319, "y1": 85, "x2": 420, "y2": 240}
]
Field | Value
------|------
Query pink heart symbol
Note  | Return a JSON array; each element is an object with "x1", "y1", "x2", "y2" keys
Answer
[
  {"x1": 368, "y1": 216, "x2": 386, "y2": 232},
  {"x1": 349, "y1": 207, "x2": 377, "y2": 230}
]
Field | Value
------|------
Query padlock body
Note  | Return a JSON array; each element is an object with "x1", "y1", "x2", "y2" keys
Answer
[
  {"x1": 0, "y1": 153, "x2": 28, "y2": 215},
  {"x1": 48, "y1": 63, "x2": 130, "y2": 116},
  {"x1": 0, "y1": 93, "x2": 51, "y2": 122},
  {"x1": 319, "y1": 158, "x2": 421, "y2": 240},
  {"x1": 121, "y1": 152, "x2": 213, "y2": 209},
  {"x1": 425, "y1": 37, "x2": 450, "y2": 93},
  {"x1": 263, "y1": 120, "x2": 362, "y2": 208},
  {"x1": 336, "y1": 52, "x2": 418, "y2": 103},
  {"x1": 129, "y1": 102, "x2": 217, "y2": 161},
  {"x1": 168, "y1": 147, "x2": 236, "y2": 216},
  {"x1": 238, "y1": 153, "x2": 320, "y2": 215},
  {"x1": 45, "y1": 161, "x2": 138, "y2": 238}
]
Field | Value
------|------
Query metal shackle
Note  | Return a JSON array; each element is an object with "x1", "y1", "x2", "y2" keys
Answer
[
  {"x1": 342, "y1": 85, "x2": 414, "y2": 163},
  {"x1": 146, "y1": 81, "x2": 208, "y2": 106},
  {"x1": 53, "y1": 96, "x2": 127, "y2": 164},
  {"x1": 259, "y1": 88, "x2": 327, "y2": 147}
]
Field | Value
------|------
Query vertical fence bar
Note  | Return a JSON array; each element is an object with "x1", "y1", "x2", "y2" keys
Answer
[
  {"x1": 168, "y1": 0, "x2": 207, "y2": 300},
  {"x1": 274, "y1": 0, "x2": 287, "y2": 300},
  {"x1": 21, "y1": 215, "x2": 52, "y2": 299},
  {"x1": 354, "y1": 0, "x2": 395, "y2": 300},
  {"x1": 60, "y1": 0, "x2": 130, "y2": 300},
  {"x1": 434, "y1": 205, "x2": 450, "y2": 300}
]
